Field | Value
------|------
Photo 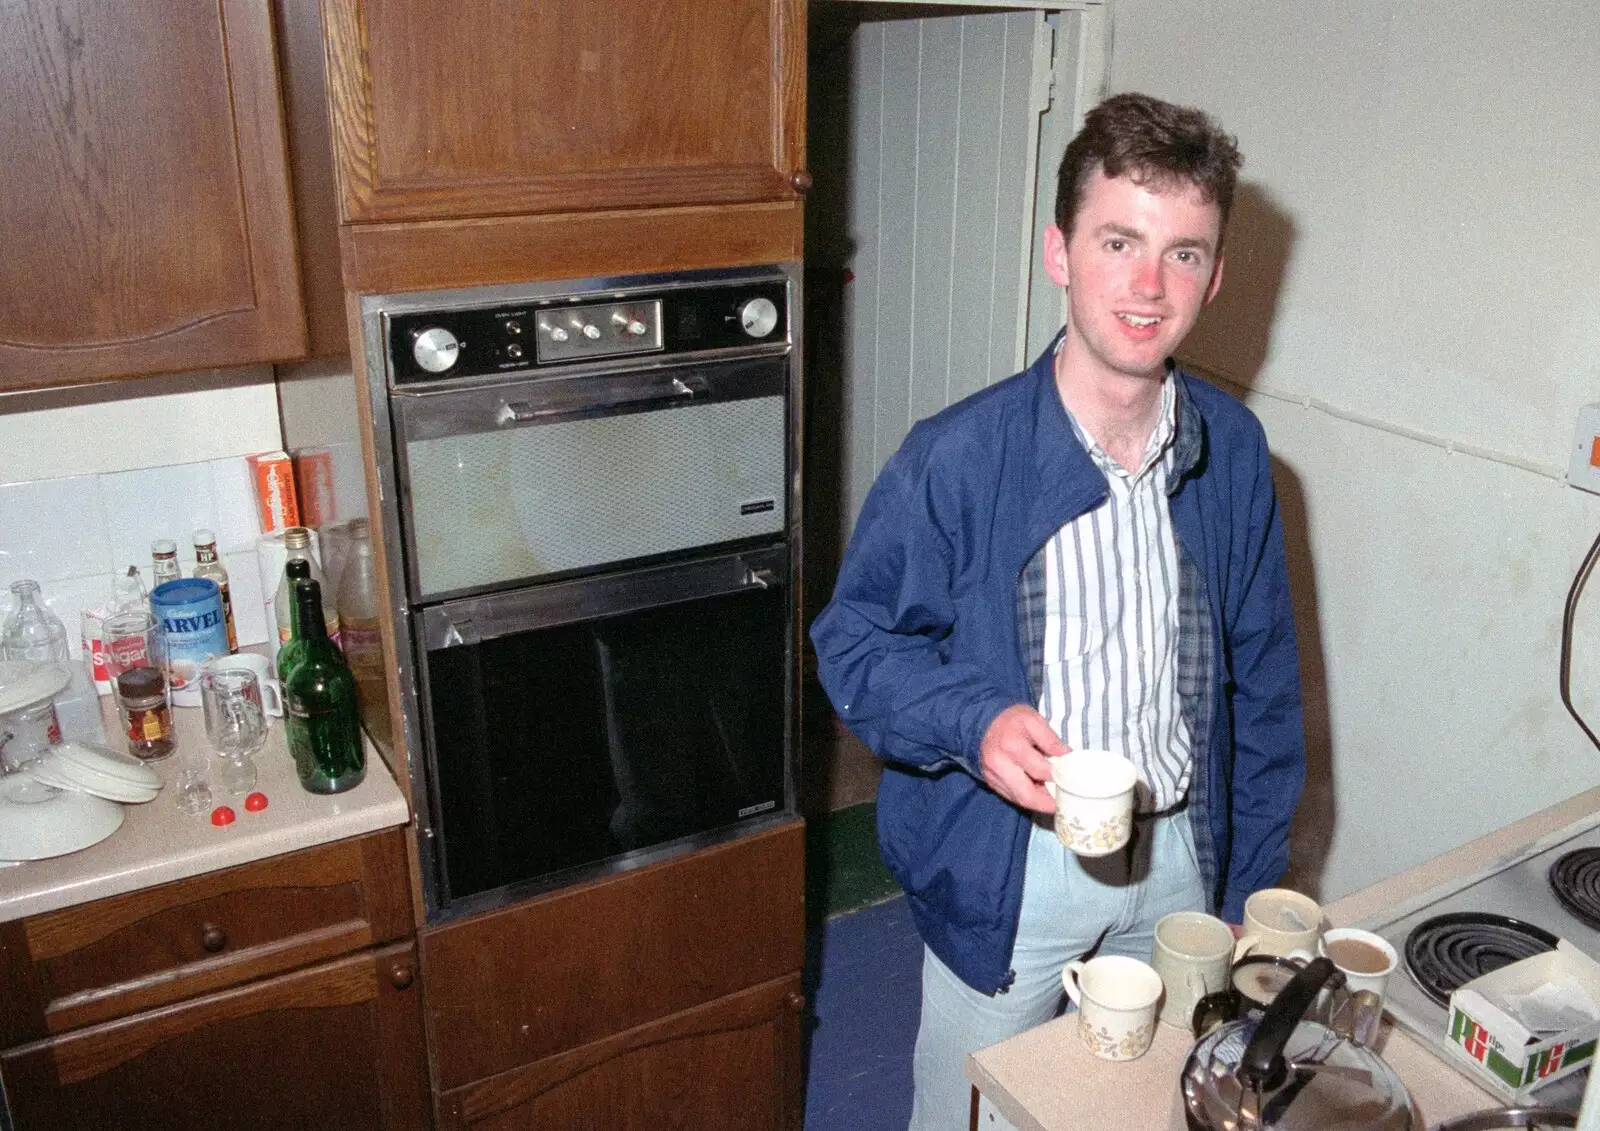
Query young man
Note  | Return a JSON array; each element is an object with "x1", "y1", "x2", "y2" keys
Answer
[{"x1": 809, "y1": 93, "x2": 1305, "y2": 1130}]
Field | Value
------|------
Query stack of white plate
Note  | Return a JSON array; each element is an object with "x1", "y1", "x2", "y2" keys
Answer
[{"x1": 26, "y1": 742, "x2": 163, "y2": 804}]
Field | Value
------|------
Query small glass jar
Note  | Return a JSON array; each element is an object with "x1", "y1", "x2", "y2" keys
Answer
[{"x1": 117, "y1": 666, "x2": 175, "y2": 762}]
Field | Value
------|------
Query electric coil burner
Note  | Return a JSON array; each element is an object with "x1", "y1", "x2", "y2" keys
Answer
[
  {"x1": 1549, "y1": 848, "x2": 1600, "y2": 930},
  {"x1": 1358, "y1": 812, "x2": 1600, "y2": 1109},
  {"x1": 1403, "y1": 912, "x2": 1559, "y2": 1006}
]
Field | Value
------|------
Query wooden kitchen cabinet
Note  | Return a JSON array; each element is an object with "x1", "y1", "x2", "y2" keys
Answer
[
  {"x1": 421, "y1": 820, "x2": 806, "y2": 1131},
  {"x1": 320, "y1": 0, "x2": 808, "y2": 226},
  {"x1": 0, "y1": 828, "x2": 428, "y2": 1130},
  {"x1": 0, "y1": 0, "x2": 306, "y2": 390}
]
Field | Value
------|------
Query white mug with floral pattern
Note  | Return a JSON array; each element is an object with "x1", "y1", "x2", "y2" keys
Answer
[
  {"x1": 1062, "y1": 955, "x2": 1163, "y2": 1062},
  {"x1": 1044, "y1": 749, "x2": 1139, "y2": 856}
]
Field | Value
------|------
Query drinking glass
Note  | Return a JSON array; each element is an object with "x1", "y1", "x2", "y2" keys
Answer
[
  {"x1": 102, "y1": 611, "x2": 156, "y2": 683},
  {"x1": 201, "y1": 668, "x2": 268, "y2": 796}
]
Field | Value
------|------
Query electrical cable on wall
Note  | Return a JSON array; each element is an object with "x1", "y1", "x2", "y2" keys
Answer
[{"x1": 1562, "y1": 526, "x2": 1600, "y2": 753}]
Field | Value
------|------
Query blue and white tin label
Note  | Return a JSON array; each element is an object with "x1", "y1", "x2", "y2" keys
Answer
[{"x1": 150, "y1": 578, "x2": 228, "y2": 694}]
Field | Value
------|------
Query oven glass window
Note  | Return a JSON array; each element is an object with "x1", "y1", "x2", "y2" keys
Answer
[{"x1": 424, "y1": 584, "x2": 787, "y2": 906}]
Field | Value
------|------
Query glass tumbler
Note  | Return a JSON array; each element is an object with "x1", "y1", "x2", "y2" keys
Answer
[{"x1": 201, "y1": 668, "x2": 268, "y2": 796}]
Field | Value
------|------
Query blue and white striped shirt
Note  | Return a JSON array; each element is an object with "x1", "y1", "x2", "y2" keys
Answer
[{"x1": 1026, "y1": 378, "x2": 1195, "y2": 813}]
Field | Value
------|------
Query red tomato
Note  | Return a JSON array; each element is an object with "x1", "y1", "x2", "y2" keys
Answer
[
  {"x1": 211, "y1": 806, "x2": 237, "y2": 826},
  {"x1": 244, "y1": 792, "x2": 269, "y2": 812}
]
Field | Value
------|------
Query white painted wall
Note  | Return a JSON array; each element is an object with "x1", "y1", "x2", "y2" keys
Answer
[{"x1": 1107, "y1": 0, "x2": 1600, "y2": 899}]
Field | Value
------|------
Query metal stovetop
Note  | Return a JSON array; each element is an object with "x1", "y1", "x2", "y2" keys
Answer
[{"x1": 1357, "y1": 810, "x2": 1600, "y2": 1109}]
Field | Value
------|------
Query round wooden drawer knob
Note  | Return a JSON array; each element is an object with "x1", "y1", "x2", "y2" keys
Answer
[
  {"x1": 786, "y1": 991, "x2": 806, "y2": 1013},
  {"x1": 789, "y1": 170, "x2": 813, "y2": 194},
  {"x1": 390, "y1": 962, "x2": 415, "y2": 990},
  {"x1": 200, "y1": 924, "x2": 227, "y2": 953}
]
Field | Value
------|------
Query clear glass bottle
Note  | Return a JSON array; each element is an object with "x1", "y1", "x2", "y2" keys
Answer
[
  {"x1": 335, "y1": 519, "x2": 390, "y2": 744},
  {"x1": 151, "y1": 539, "x2": 182, "y2": 587},
  {"x1": 274, "y1": 528, "x2": 339, "y2": 649},
  {"x1": 192, "y1": 528, "x2": 237, "y2": 652},
  {"x1": 283, "y1": 579, "x2": 365, "y2": 795},
  {"x1": 111, "y1": 564, "x2": 148, "y2": 615},
  {"x1": 274, "y1": 559, "x2": 313, "y2": 685},
  {"x1": 2, "y1": 579, "x2": 71, "y2": 663}
]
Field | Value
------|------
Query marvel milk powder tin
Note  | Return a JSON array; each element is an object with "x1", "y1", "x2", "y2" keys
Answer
[{"x1": 150, "y1": 579, "x2": 229, "y2": 705}]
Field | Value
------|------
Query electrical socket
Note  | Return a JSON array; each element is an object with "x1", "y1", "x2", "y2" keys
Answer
[{"x1": 1571, "y1": 403, "x2": 1600, "y2": 495}]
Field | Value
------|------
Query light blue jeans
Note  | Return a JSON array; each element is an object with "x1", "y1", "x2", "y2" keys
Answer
[{"x1": 907, "y1": 808, "x2": 1207, "y2": 1131}]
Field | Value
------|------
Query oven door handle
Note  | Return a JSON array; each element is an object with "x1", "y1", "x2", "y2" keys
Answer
[
  {"x1": 418, "y1": 545, "x2": 788, "y2": 650},
  {"x1": 496, "y1": 375, "x2": 707, "y2": 425}
]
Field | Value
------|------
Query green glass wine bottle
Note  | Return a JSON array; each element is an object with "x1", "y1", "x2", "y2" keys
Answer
[
  {"x1": 274, "y1": 558, "x2": 313, "y2": 686},
  {"x1": 283, "y1": 578, "x2": 366, "y2": 794}
]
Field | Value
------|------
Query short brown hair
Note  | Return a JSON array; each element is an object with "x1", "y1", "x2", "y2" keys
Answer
[{"x1": 1054, "y1": 93, "x2": 1242, "y2": 241}]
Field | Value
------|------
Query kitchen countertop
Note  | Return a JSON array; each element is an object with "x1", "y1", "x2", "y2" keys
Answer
[
  {"x1": 0, "y1": 694, "x2": 410, "y2": 923},
  {"x1": 967, "y1": 784, "x2": 1600, "y2": 1130}
]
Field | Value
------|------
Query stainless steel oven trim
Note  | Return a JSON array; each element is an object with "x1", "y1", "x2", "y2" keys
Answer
[
  {"x1": 389, "y1": 352, "x2": 788, "y2": 605},
  {"x1": 356, "y1": 302, "x2": 447, "y2": 911},
  {"x1": 418, "y1": 543, "x2": 788, "y2": 650},
  {"x1": 364, "y1": 262, "x2": 792, "y2": 324},
  {"x1": 360, "y1": 261, "x2": 803, "y2": 923},
  {"x1": 393, "y1": 353, "x2": 786, "y2": 444}
]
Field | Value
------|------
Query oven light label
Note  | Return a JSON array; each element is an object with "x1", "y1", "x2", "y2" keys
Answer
[
  {"x1": 738, "y1": 800, "x2": 777, "y2": 818},
  {"x1": 739, "y1": 498, "x2": 777, "y2": 517}
]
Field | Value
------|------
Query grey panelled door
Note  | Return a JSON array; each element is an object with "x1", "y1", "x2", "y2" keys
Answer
[{"x1": 838, "y1": 10, "x2": 1047, "y2": 533}]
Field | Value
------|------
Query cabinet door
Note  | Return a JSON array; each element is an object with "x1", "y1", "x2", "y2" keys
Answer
[
  {"x1": 0, "y1": 942, "x2": 429, "y2": 1131},
  {"x1": 321, "y1": 0, "x2": 807, "y2": 223},
  {"x1": 438, "y1": 974, "x2": 804, "y2": 1131},
  {"x1": 0, "y1": 0, "x2": 306, "y2": 390}
]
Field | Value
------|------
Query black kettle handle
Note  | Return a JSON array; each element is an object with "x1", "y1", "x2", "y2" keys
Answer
[{"x1": 1238, "y1": 956, "x2": 1344, "y2": 1091}]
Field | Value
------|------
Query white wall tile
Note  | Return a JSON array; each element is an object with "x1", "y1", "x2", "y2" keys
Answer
[
  {"x1": 0, "y1": 477, "x2": 110, "y2": 588},
  {"x1": 101, "y1": 462, "x2": 218, "y2": 578},
  {"x1": 222, "y1": 550, "x2": 269, "y2": 648},
  {"x1": 208, "y1": 457, "x2": 261, "y2": 553}
]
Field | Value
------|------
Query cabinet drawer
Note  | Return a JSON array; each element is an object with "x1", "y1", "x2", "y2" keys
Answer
[{"x1": 0, "y1": 828, "x2": 411, "y2": 1045}]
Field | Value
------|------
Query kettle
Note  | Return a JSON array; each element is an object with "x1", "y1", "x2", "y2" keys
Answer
[{"x1": 1180, "y1": 956, "x2": 1418, "y2": 1131}]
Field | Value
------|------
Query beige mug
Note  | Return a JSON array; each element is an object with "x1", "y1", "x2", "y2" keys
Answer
[
  {"x1": 1044, "y1": 749, "x2": 1139, "y2": 856},
  {"x1": 1238, "y1": 888, "x2": 1323, "y2": 957},
  {"x1": 1317, "y1": 927, "x2": 1399, "y2": 1006},
  {"x1": 1062, "y1": 955, "x2": 1163, "y2": 1061},
  {"x1": 1150, "y1": 911, "x2": 1236, "y2": 1027}
]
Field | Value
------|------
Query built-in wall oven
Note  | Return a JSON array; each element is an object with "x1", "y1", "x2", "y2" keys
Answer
[{"x1": 358, "y1": 265, "x2": 801, "y2": 921}]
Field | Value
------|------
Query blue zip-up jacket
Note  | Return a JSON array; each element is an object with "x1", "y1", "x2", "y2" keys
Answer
[{"x1": 810, "y1": 342, "x2": 1305, "y2": 995}]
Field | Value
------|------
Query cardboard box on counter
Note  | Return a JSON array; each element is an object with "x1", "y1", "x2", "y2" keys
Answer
[
  {"x1": 1446, "y1": 941, "x2": 1600, "y2": 1100},
  {"x1": 247, "y1": 451, "x2": 301, "y2": 533}
]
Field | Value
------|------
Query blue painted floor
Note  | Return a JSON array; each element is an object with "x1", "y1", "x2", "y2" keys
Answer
[{"x1": 803, "y1": 895, "x2": 923, "y2": 1131}]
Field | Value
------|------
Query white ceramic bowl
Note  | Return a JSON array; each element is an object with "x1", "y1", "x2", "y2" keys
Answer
[
  {"x1": 0, "y1": 775, "x2": 123, "y2": 861},
  {"x1": 0, "y1": 660, "x2": 71, "y2": 715}
]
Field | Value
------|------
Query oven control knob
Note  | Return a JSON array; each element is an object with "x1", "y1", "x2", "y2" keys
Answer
[
  {"x1": 506, "y1": 343, "x2": 524, "y2": 361},
  {"x1": 611, "y1": 312, "x2": 649, "y2": 337},
  {"x1": 573, "y1": 321, "x2": 602, "y2": 341},
  {"x1": 739, "y1": 297, "x2": 779, "y2": 338},
  {"x1": 412, "y1": 327, "x2": 460, "y2": 373}
]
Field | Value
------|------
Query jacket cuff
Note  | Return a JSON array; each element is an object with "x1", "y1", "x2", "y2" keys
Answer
[{"x1": 959, "y1": 694, "x2": 1016, "y2": 781}]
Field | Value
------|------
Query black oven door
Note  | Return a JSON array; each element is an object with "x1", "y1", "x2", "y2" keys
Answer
[{"x1": 415, "y1": 544, "x2": 791, "y2": 915}]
